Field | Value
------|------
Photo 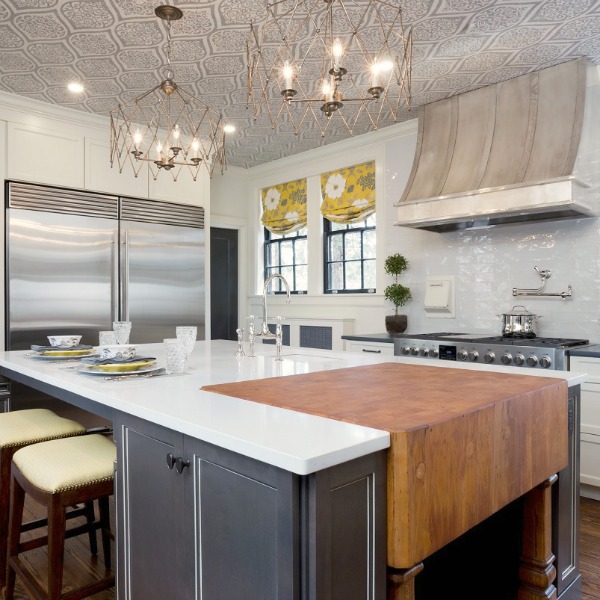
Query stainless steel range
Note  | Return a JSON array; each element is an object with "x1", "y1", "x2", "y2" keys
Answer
[{"x1": 393, "y1": 332, "x2": 590, "y2": 371}]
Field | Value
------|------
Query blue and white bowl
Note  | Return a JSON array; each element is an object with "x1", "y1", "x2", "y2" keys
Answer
[
  {"x1": 98, "y1": 344, "x2": 136, "y2": 360},
  {"x1": 47, "y1": 335, "x2": 82, "y2": 348}
]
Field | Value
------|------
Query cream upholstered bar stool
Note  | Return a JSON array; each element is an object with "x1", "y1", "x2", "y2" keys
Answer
[
  {"x1": 5, "y1": 433, "x2": 116, "y2": 600},
  {"x1": 0, "y1": 409, "x2": 86, "y2": 589}
]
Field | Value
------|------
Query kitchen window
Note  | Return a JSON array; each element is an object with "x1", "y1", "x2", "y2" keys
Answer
[
  {"x1": 323, "y1": 214, "x2": 376, "y2": 293},
  {"x1": 264, "y1": 227, "x2": 308, "y2": 293}
]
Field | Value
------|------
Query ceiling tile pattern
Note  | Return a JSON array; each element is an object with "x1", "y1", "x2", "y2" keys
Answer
[{"x1": 0, "y1": 0, "x2": 600, "y2": 169}]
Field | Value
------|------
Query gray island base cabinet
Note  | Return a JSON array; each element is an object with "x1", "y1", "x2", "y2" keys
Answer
[{"x1": 115, "y1": 412, "x2": 387, "y2": 600}]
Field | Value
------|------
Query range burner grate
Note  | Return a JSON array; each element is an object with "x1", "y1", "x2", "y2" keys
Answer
[{"x1": 502, "y1": 332, "x2": 536, "y2": 339}]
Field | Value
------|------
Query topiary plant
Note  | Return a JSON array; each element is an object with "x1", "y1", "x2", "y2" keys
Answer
[{"x1": 384, "y1": 253, "x2": 411, "y2": 315}]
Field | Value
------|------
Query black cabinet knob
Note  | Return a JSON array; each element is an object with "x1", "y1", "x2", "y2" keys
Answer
[
  {"x1": 166, "y1": 453, "x2": 176, "y2": 469},
  {"x1": 175, "y1": 457, "x2": 190, "y2": 474}
]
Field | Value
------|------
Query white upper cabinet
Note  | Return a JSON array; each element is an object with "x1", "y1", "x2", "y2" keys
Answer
[
  {"x1": 7, "y1": 123, "x2": 84, "y2": 188},
  {"x1": 85, "y1": 136, "x2": 148, "y2": 198},
  {"x1": 148, "y1": 165, "x2": 209, "y2": 207}
]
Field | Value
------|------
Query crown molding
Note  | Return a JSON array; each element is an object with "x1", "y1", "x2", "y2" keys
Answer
[{"x1": 0, "y1": 90, "x2": 108, "y2": 132}]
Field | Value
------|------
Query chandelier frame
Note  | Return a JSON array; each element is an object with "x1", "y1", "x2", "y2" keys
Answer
[
  {"x1": 247, "y1": 0, "x2": 413, "y2": 138},
  {"x1": 110, "y1": 5, "x2": 226, "y2": 181}
]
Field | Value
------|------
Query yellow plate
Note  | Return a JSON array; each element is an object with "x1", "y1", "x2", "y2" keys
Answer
[
  {"x1": 91, "y1": 360, "x2": 156, "y2": 373},
  {"x1": 42, "y1": 349, "x2": 93, "y2": 357}
]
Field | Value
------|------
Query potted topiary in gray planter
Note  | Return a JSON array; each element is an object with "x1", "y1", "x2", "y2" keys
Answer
[{"x1": 384, "y1": 253, "x2": 411, "y2": 334}]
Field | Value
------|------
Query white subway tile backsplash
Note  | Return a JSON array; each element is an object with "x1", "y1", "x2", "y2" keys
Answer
[{"x1": 389, "y1": 209, "x2": 600, "y2": 341}]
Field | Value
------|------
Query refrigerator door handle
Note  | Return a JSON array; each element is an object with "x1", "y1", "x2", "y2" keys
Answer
[
  {"x1": 122, "y1": 229, "x2": 130, "y2": 321},
  {"x1": 112, "y1": 230, "x2": 119, "y2": 322}
]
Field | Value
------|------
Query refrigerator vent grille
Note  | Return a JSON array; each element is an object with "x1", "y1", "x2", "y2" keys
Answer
[
  {"x1": 120, "y1": 198, "x2": 205, "y2": 229},
  {"x1": 8, "y1": 182, "x2": 118, "y2": 219}
]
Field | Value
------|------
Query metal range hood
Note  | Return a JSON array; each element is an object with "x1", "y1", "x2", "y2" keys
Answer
[{"x1": 396, "y1": 59, "x2": 600, "y2": 232}]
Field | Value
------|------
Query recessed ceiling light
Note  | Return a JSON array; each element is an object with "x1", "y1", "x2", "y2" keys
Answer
[
  {"x1": 223, "y1": 124, "x2": 236, "y2": 133},
  {"x1": 67, "y1": 82, "x2": 84, "y2": 94}
]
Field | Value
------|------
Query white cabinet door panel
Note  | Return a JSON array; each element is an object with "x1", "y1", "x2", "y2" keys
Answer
[
  {"x1": 8, "y1": 123, "x2": 83, "y2": 188},
  {"x1": 581, "y1": 433, "x2": 600, "y2": 488},
  {"x1": 148, "y1": 166, "x2": 208, "y2": 206},
  {"x1": 581, "y1": 383, "x2": 600, "y2": 436},
  {"x1": 85, "y1": 137, "x2": 148, "y2": 198}
]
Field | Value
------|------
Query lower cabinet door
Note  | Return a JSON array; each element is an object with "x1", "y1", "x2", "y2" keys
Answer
[
  {"x1": 115, "y1": 414, "x2": 190, "y2": 600},
  {"x1": 184, "y1": 437, "x2": 299, "y2": 600}
]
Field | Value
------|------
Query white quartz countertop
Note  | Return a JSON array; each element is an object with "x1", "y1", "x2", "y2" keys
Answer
[{"x1": 0, "y1": 341, "x2": 586, "y2": 475}]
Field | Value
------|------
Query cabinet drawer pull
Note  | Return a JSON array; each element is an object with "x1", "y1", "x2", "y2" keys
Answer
[{"x1": 362, "y1": 349, "x2": 382, "y2": 353}]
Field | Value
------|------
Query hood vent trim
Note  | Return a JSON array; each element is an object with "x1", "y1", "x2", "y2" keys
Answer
[{"x1": 396, "y1": 59, "x2": 600, "y2": 232}]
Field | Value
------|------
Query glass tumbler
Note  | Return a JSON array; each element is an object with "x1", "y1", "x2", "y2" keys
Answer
[
  {"x1": 163, "y1": 338, "x2": 186, "y2": 374},
  {"x1": 176, "y1": 326, "x2": 197, "y2": 367},
  {"x1": 113, "y1": 321, "x2": 132, "y2": 345},
  {"x1": 99, "y1": 330, "x2": 116, "y2": 346}
]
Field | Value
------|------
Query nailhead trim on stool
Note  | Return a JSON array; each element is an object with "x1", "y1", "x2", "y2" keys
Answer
[
  {"x1": 0, "y1": 409, "x2": 86, "y2": 588},
  {"x1": 5, "y1": 434, "x2": 116, "y2": 600}
]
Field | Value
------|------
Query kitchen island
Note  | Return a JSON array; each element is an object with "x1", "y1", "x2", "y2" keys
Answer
[{"x1": 0, "y1": 341, "x2": 586, "y2": 600}]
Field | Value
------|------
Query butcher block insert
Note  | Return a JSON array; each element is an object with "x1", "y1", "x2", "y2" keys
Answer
[{"x1": 202, "y1": 362, "x2": 568, "y2": 569}]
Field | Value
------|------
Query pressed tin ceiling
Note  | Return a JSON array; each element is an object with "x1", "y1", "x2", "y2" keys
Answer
[{"x1": 1, "y1": 0, "x2": 600, "y2": 169}]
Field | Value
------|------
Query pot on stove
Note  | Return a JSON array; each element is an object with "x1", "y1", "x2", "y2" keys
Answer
[{"x1": 497, "y1": 305, "x2": 541, "y2": 337}]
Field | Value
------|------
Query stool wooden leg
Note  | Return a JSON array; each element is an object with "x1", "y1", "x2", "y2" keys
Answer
[
  {"x1": 84, "y1": 500, "x2": 98, "y2": 556},
  {"x1": 98, "y1": 496, "x2": 112, "y2": 571},
  {"x1": 5, "y1": 475, "x2": 25, "y2": 600},
  {"x1": 48, "y1": 495, "x2": 66, "y2": 600},
  {"x1": 0, "y1": 450, "x2": 10, "y2": 588}
]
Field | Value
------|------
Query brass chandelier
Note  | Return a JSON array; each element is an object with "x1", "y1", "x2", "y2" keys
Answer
[
  {"x1": 110, "y1": 5, "x2": 227, "y2": 181},
  {"x1": 247, "y1": 0, "x2": 413, "y2": 138}
]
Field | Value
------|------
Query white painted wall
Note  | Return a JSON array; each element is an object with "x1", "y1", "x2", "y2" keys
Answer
[{"x1": 212, "y1": 118, "x2": 600, "y2": 343}]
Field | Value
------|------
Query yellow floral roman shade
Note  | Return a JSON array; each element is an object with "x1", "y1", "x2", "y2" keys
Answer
[
  {"x1": 261, "y1": 178, "x2": 307, "y2": 234},
  {"x1": 320, "y1": 161, "x2": 375, "y2": 224}
]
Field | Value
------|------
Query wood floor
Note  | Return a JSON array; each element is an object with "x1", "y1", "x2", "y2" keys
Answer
[
  {"x1": 2, "y1": 497, "x2": 599, "y2": 599},
  {"x1": 581, "y1": 497, "x2": 600, "y2": 600}
]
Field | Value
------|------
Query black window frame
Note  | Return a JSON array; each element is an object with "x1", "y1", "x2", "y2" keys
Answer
[
  {"x1": 263, "y1": 227, "x2": 308, "y2": 294},
  {"x1": 323, "y1": 216, "x2": 376, "y2": 294}
]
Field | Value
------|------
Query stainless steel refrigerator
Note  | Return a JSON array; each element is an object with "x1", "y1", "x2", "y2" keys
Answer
[{"x1": 5, "y1": 181, "x2": 205, "y2": 350}]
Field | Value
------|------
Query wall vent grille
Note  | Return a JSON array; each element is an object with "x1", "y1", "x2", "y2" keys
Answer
[{"x1": 300, "y1": 326, "x2": 332, "y2": 350}]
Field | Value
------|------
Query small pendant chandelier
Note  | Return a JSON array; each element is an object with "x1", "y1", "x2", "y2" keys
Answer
[
  {"x1": 247, "y1": 0, "x2": 413, "y2": 138},
  {"x1": 110, "y1": 5, "x2": 227, "y2": 181}
]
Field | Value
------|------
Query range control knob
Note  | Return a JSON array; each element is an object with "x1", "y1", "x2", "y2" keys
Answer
[
  {"x1": 467, "y1": 350, "x2": 479, "y2": 362},
  {"x1": 540, "y1": 356, "x2": 552, "y2": 369},
  {"x1": 457, "y1": 349, "x2": 468, "y2": 361},
  {"x1": 514, "y1": 353, "x2": 525, "y2": 366},
  {"x1": 400, "y1": 345, "x2": 410, "y2": 355},
  {"x1": 501, "y1": 353, "x2": 512, "y2": 365},
  {"x1": 527, "y1": 355, "x2": 539, "y2": 367},
  {"x1": 429, "y1": 347, "x2": 439, "y2": 358},
  {"x1": 410, "y1": 346, "x2": 419, "y2": 356},
  {"x1": 418, "y1": 347, "x2": 428, "y2": 357},
  {"x1": 484, "y1": 352, "x2": 495, "y2": 363}
]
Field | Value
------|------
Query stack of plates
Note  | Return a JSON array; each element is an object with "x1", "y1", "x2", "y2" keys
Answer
[
  {"x1": 30, "y1": 345, "x2": 95, "y2": 359},
  {"x1": 78, "y1": 356, "x2": 158, "y2": 376}
]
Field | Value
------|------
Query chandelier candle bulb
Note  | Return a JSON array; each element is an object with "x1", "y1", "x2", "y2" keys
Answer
[
  {"x1": 332, "y1": 38, "x2": 343, "y2": 71},
  {"x1": 283, "y1": 62, "x2": 294, "y2": 91}
]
